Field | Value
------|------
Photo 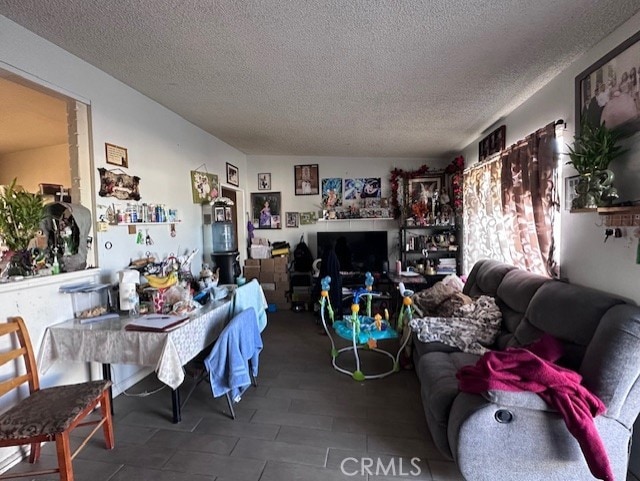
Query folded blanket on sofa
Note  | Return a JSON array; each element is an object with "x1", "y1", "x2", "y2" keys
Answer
[
  {"x1": 457, "y1": 334, "x2": 612, "y2": 481},
  {"x1": 409, "y1": 295, "x2": 502, "y2": 355}
]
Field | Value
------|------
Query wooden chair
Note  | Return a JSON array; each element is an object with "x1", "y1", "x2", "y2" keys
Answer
[{"x1": 0, "y1": 316, "x2": 114, "y2": 480}]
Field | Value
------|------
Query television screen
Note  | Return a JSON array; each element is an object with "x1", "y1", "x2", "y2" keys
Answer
[{"x1": 316, "y1": 231, "x2": 388, "y2": 273}]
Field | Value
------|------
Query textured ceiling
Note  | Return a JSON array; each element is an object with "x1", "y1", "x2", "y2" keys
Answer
[{"x1": 2, "y1": 0, "x2": 640, "y2": 158}]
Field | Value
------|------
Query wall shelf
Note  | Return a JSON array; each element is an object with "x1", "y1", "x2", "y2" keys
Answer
[
  {"x1": 597, "y1": 206, "x2": 640, "y2": 227},
  {"x1": 597, "y1": 206, "x2": 640, "y2": 214},
  {"x1": 317, "y1": 218, "x2": 394, "y2": 222},
  {"x1": 110, "y1": 221, "x2": 181, "y2": 226}
]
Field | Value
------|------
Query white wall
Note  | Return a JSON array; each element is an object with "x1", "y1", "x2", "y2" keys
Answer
[
  {"x1": 246, "y1": 155, "x2": 448, "y2": 263},
  {"x1": 460, "y1": 12, "x2": 640, "y2": 478},
  {"x1": 0, "y1": 14, "x2": 248, "y2": 424},
  {"x1": 0, "y1": 144, "x2": 71, "y2": 192},
  {"x1": 461, "y1": 12, "x2": 640, "y2": 305}
]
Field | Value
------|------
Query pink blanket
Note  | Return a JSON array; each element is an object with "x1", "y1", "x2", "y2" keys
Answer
[{"x1": 457, "y1": 334, "x2": 613, "y2": 481}]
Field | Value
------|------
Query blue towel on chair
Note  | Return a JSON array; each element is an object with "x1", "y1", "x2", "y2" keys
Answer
[
  {"x1": 231, "y1": 279, "x2": 268, "y2": 332},
  {"x1": 204, "y1": 307, "x2": 263, "y2": 402}
]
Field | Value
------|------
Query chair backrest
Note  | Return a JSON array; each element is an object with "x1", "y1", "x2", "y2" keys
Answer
[{"x1": 0, "y1": 317, "x2": 39, "y2": 398}]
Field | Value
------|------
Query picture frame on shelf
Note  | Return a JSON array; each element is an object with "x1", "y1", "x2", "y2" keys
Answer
[
  {"x1": 294, "y1": 164, "x2": 319, "y2": 195},
  {"x1": 214, "y1": 207, "x2": 225, "y2": 222},
  {"x1": 226, "y1": 162, "x2": 239, "y2": 186},
  {"x1": 258, "y1": 173, "x2": 271, "y2": 190},
  {"x1": 575, "y1": 30, "x2": 640, "y2": 137},
  {"x1": 285, "y1": 212, "x2": 299, "y2": 228},
  {"x1": 565, "y1": 175, "x2": 580, "y2": 211},
  {"x1": 250, "y1": 192, "x2": 282, "y2": 229}
]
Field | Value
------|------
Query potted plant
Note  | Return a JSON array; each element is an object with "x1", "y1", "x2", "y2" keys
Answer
[
  {"x1": 0, "y1": 179, "x2": 45, "y2": 276},
  {"x1": 566, "y1": 120, "x2": 626, "y2": 208}
]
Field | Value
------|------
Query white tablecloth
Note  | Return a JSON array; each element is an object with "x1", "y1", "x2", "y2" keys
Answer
[{"x1": 38, "y1": 299, "x2": 231, "y2": 390}]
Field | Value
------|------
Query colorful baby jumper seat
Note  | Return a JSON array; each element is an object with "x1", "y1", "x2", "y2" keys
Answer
[{"x1": 319, "y1": 273, "x2": 413, "y2": 381}]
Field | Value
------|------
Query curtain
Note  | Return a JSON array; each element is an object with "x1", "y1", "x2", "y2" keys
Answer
[
  {"x1": 463, "y1": 122, "x2": 557, "y2": 276},
  {"x1": 462, "y1": 157, "x2": 512, "y2": 274}
]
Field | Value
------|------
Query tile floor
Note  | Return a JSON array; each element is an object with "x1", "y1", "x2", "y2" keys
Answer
[{"x1": 6, "y1": 309, "x2": 637, "y2": 480}]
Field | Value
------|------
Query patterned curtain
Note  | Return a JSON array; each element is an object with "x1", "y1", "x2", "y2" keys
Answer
[
  {"x1": 463, "y1": 122, "x2": 557, "y2": 276},
  {"x1": 462, "y1": 158, "x2": 512, "y2": 274}
]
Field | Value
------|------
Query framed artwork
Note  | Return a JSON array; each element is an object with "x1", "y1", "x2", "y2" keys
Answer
[
  {"x1": 189, "y1": 170, "x2": 219, "y2": 204},
  {"x1": 250, "y1": 192, "x2": 281, "y2": 229},
  {"x1": 285, "y1": 212, "x2": 299, "y2": 228},
  {"x1": 361, "y1": 177, "x2": 381, "y2": 198},
  {"x1": 214, "y1": 207, "x2": 225, "y2": 222},
  {"x1": 258, "y1": 173, "x2": 271, "y2": 190},
  {"x1": 478, "y1": 126, "x2": 506, "y2": 162},
  {"x1": 407, "y1": 176, "x2": 442, "y2": 206},
  {"x1": 565, "y1": 175, "x2": 580, "y2": 211},
  {"x1": 299, "y1": 212, "x2": 317, "y2": 225},
  {"x1": 105, "y1": 143, "x2": 128, "y2": 168},
  {"x1": 294, "y1": 164, "x2": 319, "y2": 195},
  {"x1": 576, "y1": 30, "x2": 640, "y2": 136},
  {"x1": 226, "y1": 163, "x2": 239, "y2": 186},
  {"x1": 97, "y1": 168, "x2": 141, "y2": 201},
  {"x1": 225, "y1": 207, "x2": 233, "y2": 221},
  {"x1": 344, "y1": 178, "x2": 364, "y2": 199},
  {"x1": 321, "y1": 178, "x2": 342, "y2": 207}
]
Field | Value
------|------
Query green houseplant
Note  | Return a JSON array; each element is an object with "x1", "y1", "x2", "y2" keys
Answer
[
  {"x1": 0, "y1": 179, "x2": 45, "y2": 276},
  {"x1": 566, "y1": 120, "x2": 626, "y2": 208}
]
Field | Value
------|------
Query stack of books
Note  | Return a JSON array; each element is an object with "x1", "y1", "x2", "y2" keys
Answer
[{"x1": 437, "y1": 258, "x2": 457, "y2": 275}]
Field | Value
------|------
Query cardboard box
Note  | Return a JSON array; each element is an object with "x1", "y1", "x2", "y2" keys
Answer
[
  {"x1": 276, "y1": 280, "x2": 290, "y2": 292},
  {"x1": 274, "y1": 272, "x2": 289, "y2": 284},
  {"x1": 245, "y1": 258, "x2": 260, "y2": 266},
  {"x1": 265, "y1": 289, "x2": 288, "y2": 303},
  {"x1": 261, "y1": 282, "x2": 276, "y2": 291},
  {"x1": 259, "y1": 271, "x2": 274, "y2": 283},
  {"x1": 261, "y1": 258, "x2": 275, "y2": 272},
  {"x1": 244, "y1": 266, "x2": 260, "y2": 280},
  {"x1": 273, "y1": 256, "x2": 289, "y2": 272}
]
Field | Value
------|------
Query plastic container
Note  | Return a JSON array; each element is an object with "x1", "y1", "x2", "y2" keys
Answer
[
  {"x1": 211, "y1": 222, "x2": 236, "y2": 252},
  {"x1": 59, "y1": 283, "x2": 111, "y2": 320}
]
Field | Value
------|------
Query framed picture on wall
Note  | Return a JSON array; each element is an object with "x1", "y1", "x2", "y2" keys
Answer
[
  {"x1": 285, "y1": 212, "x2": 299, "y2": 228},
  {"x1": 294, "y1": 164, "x2": 319, "y2": 195},
  {"x1": 105, "y1": 143, "x2": 128, "y2": 168},
  {"x1": 258, "y1": 173, "x2": 271, "y2": 190},
  {"x1": 575, "y1": 30, "x2": 640, "y2": 136},
  {"x1": 407, "y1": 175, "x2": 442, "y2": 206},
  {"x1": 226, "y1": 163, "x2": 239, "y2": 186},
  {"x1": 250, "y1": 192, "x2": 282, "y2": 229}
]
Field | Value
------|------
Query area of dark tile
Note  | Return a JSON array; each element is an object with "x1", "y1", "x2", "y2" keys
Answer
[
  {"x1": 5, "y1": 308, "x2": 626, "y2": 481},
  {"x1": 231, "y1": 437, "x2": 328, "y2": 466}
]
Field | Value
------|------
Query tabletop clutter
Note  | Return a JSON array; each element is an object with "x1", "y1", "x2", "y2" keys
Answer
[{"x1": 59, "y1": 248, "x2": 232, "y2": 324}]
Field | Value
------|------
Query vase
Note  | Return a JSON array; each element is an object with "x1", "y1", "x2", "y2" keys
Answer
[{"x1": 571, "y1": 169, "x2": 618, "y2": 209}]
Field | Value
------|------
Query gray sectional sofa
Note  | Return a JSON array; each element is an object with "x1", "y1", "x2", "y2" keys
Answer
[{"x1": 413, "y1": 259, "x2": 640, "y2": 481}]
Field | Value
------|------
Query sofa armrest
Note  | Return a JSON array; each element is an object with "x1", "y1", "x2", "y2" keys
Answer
[{"x1": 482, "y1": 390, "x2": 553, "y2": 412}]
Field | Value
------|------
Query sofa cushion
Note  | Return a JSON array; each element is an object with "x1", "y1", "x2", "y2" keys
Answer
[
  {"x1": 412, "y1": 334, "x2": 458, "y2": 360},
  {"x1": 525, "y1": 280, "x2": 625, "y2": 369},
  {"x1": 417, "y1": 351, "x2": 479, "y2": 458},
  {"x1": 493, "y1": 269, "x2": 549, "y2": 349},
  {"x1": 463, "y1": 259, "x2": 516, "y2": 299}
]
